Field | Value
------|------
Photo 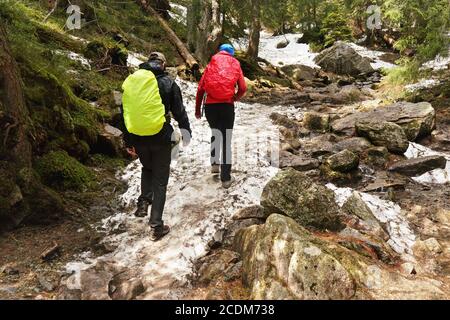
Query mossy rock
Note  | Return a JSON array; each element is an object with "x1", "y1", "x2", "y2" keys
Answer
[
  {"x1": 320, "y1": 164, "x2": 362, "y2": 185},
  {"x1": 35, "y1": 150, "x2": 95, "y2": 191},
  {"x1": 260, "y1": 168, "x2": 344, "y2": 231},
  {"x1": 48, "y1": 136, "x2": 90, "y2": 161}
]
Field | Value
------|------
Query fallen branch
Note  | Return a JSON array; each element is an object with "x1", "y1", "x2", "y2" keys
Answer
[
  {"x1": 41, "y1": 241, "x2": 61, "y2": 261},
  {"x1": 136, "y1": 0, "x2": 199, "y2": 71}
]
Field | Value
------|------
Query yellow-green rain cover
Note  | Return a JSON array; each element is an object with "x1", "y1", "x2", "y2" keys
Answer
[{"x1": 122, "y1": 69, "x2": 166, "y2": 136}]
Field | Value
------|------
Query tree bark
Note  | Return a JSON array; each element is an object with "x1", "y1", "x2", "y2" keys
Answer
[
  {"x1": 196, "y1": 0, "x2": 222, "y2": 64},
  {"x1": 187, "y1": 0, "x2": 223, "y2": 65},
  {"x1": 136, "y1": 0, "x2": 199, "y2": 70},
  {"x1": 247, "y1": 0, "x2": 261, "y2": 61},
  {"x1": 0, "y1": 22, "x2": 32, "y2": 168}
]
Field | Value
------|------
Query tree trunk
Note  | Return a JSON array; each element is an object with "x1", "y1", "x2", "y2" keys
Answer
[
  {"x1": 0, "y1": 22, "x2": 32, "y2": 168},
  {"x1": 137, "y1": 0, "x2": 199, "y2": 70},
  {"x1": 197, "y1": 0, "x2": 222, "y2": 64},
  {"x1": 247, "y1": 0, "x2": 261, "y2": 61},
  {"x1": 187, "y1": 0, "x2": 222, "y2": 65}
]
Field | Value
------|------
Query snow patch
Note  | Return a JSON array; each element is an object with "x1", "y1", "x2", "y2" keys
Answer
[
  {"x1": 127, "y1": 52, "x2": 147, "y2": 69},
  {"x1": 54, "y1": 50, "x2": 91, "y2": 70},
  {"x1": 347, "y1": 43, "x2": 397, "y2": 70},
  {"x1": 327, "y1": 184, "x2": 416, "y2": 256},
  {"x1": 405, "y1": 79, "x2": 441, "y2": 92},
  {"x1": 421, "y1": 49, "x2": 450, "y2": 71},
  {"x1": 404, "y1": 143, "x2": 450, "y2": 184},
  {"x1": 233, "y1": 32, "x2": 320, "y2": 68},
  {"x1": 169, "y1": 3, "x2": 187, "y2": 25}
]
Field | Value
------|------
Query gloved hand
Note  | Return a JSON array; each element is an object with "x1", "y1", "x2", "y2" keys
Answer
[{"x1": 195, "y1": 112, "x2": 202, "y2": 120}]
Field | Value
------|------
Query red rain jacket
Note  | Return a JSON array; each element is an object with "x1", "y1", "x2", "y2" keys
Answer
[{"x1": 195, "y1": 51, "x2": 247, "y2": 116}]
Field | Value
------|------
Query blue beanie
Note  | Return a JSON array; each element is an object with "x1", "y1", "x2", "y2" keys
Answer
[{"x1": 219, "y1": 44, "x2": 235, "y2": 56}]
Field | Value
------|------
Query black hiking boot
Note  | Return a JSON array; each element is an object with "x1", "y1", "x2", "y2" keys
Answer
[
  {"x1": 134, "y1": 200, "x2": 151, "y2": 218},
  {"x1": 150, "y1": 225, "x2": 170, "y2": 241}
]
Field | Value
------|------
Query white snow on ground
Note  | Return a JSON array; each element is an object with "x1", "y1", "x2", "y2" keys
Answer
[
  {"x1": 127, "y1": 52, "x2": 147, "y2": 69},
  {"x1": 169, "y1": 3, "x2": 187, "y2": 25},
  {"x1": 404, "y1": 142, "x2": 450, "y2": 184},
  {"x1": 405, "y1": 79, "x2": 441, "y2": 92},
  {"x1": 327, "y1": 184, "x2": 416, "y2": 256},
  {"x1": 54, "y1": 50, "x2": 91, "y2": 70},
  {"x1": 233, "y1": 32, "x2": 320, "y2": 68},
  {"x1": 233, "y1": 32, "x2": 397, "y2": 70},
  {"x1": 64, "y1": 78, "x2": 298, "y2": 299},
  {"x1": 421, "y1": 48, "x2": 450, "y2": 71},
  {"x1": 347, "y1": 43, "x2": 396, "y2": 70}
]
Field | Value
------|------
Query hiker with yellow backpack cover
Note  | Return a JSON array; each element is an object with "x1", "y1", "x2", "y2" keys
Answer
[{"x1": 120, "y1": 52, "x2": 192, "y2": 241}]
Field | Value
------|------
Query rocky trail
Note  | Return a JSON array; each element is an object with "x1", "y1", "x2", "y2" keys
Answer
[
  {"x1": 1, "y1": 27, "x2": 449, "y2": 300},
  {"x1": 55, "y1": 39, "x2": 450, "y2": 300},
  {"x1": 58, "y1": 78, "x2": 299, "y2": 300}
]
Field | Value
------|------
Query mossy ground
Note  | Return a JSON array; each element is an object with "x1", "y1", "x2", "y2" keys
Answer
[{"x1": 0, "y1": 0, "x2": 183, "y2": 214}]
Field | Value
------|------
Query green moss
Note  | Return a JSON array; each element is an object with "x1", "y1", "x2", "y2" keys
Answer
[
  {"x1": 35, "y1": 150, "x2": 95, "y2": 191},
  {"x1": 88, "y1": 154, "x2": 127, "y2": 172}
]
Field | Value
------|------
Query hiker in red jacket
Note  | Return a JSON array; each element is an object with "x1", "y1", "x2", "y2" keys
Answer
[{"x1": 195, "y1": 44, "x2": 247, "y2": 189}]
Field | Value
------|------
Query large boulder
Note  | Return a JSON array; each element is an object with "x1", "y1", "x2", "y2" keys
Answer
[
  {"x1": 314, "y1": 42, "x2": 374, "y2": 76},
  {"x1": 260, "y1": 168, "x2": 344, "y2": 231},
  {"x1": 388, "y1": 155, "x2": 447, "y2": 177},
  {"x1": 332, "y1": 102, "x2": 436, "y2": 140},
  {"x1": 356, "y1": 121, "x2": 409, "y2": 154},
  {"x1": 234, "y1": 214, "x2": 448, "y2": 300}
]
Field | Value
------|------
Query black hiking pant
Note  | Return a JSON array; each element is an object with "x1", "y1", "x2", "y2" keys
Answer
[
  {"x1": 134, "y1": 133, "x2": 172, "y2": 229},
  {"x1": 205, "y1": 103, "x2": 235, "y2": 182}
]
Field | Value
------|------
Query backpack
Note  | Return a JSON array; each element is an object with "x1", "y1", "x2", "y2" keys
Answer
[
  {"x1": 122, "y1": 69, "x2": 166, "y2": 136},
  {"x1": 203, "y1": 52, "x2": 242, "y2": 101}
]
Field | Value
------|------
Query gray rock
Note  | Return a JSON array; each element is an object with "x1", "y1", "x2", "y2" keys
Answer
[
  {"x1": 110, "y1": 278, "x2": 145, "y2": 300},
  {"x1": 281, "y1": 64, "x2": 318, "y2": 81},
  {"x1": 366, "y1": 146, "x2": 389, "y2": 166},
  {"x1": 234, "y1": 214, "x2": 447, "y2": 300},
  {"x1": 388, "y1": 155, "x2": 447, "y2": 177},
  {"x1": 332, "y1": 102, "x2": 436, "y2": 140},
  {"x1": 314, "y1": 41, "x2": 374, "y2": 76},
  {"x1": 232, "y1": 205, "x2": 267, "y2": 221},
  {"x1": 261, "y1": 168, "x2": 344, "y2": 231},
  {"x1": 276, "y1": 40, "x2": 290, "y2": 49},
  {"x1": 234, "y1": 214, "x2": 356, "y2": 300},
  {"x1": 94, "y1": 124, "x2": 125, "y2": 156},
  {"x1": 279, "y1": 151, "x2": 320, "y2": 171},
  {"x1": 334, "y1": 137, "x2": 373, "y2": 155},
  {"x1": 356, "y1": 121, "x2": 409, "y2": 154},
  {"x1": 326, "y1": 149, "x2": 359, "y2": 172}
]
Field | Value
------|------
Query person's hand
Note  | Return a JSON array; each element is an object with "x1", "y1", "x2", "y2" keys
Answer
[
  {"x1": 195, "y1": 112, "x2": 202, "y2": 120},
  {"x1": 126, "y1": 147, "x2": 137, "y2": 159}
]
